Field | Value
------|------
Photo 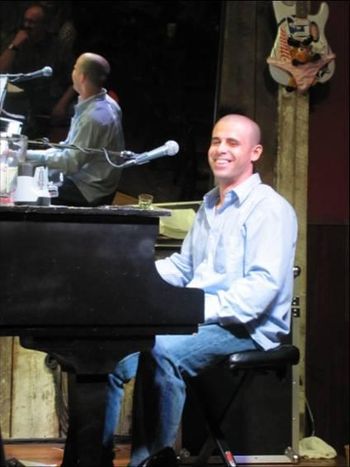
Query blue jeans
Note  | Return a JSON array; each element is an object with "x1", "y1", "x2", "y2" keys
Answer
[{"x1": 104, "y1": 323, "x2": 258, "y2": 466}]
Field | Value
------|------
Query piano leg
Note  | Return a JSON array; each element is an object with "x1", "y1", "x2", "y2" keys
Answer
[
  {"x1": 19, "y1": 336, "x2": 154, "y2": 467},
  {"x1": 61, "y1": 374, "x2": 113, "y2": 467}
]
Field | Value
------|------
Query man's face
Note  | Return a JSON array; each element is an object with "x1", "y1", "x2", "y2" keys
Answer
[
  {"x1": 208, "y1": 117, "x2": 262, "y2": 188},
  {"x1": 71, "y1": 56, "x2": 84, "y2": 93},
  {"x1": 22, "y1": 6, "x2": 46, "y2": 42}
]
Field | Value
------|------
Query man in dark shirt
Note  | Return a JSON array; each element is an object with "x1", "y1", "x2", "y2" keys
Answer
[{"x1": 0, "y1": 2, "x2": 76, "y2": 138}]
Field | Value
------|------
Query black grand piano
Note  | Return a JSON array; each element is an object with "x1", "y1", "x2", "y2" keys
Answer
[{"x1": 0, "y1": 204, "x2": 204, "y2": 467}]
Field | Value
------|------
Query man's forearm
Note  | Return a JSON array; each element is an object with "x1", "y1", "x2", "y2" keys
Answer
[
  {"x1": 25, "y1": 149, "x2": 48, "y2": 165},
  {"x1": 0, "y1": 30, "x2": 29, "y2": 72},
  {"x1": 0, "y1": 47, "x2": 17, "y2": 72}
]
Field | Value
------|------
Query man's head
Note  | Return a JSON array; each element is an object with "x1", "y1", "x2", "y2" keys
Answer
[
  {"x1": 22, "y1": 4, "x2": 47, "y2": 42},
  {"x1": 72, "y1": 53, "x2": 111, "y2": 96},
  {"x1": 208, "y1": 114, "x2": 263, "y2": 190}
]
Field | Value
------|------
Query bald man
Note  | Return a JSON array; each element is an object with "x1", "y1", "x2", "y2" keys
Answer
[
  {"x1": 27, "y1": 52, "x2": 124, "y2": 206},
  {"x1": 104, "y1": 114, "x2": 298, "y2": 467}
]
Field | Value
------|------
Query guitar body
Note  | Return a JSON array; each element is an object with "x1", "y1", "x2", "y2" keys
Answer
[{"x1": 267, "y1": 1, "x2": 336, "y2": 92}]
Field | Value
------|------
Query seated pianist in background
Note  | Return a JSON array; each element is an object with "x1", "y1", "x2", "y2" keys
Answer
[
  {"x1": 102, "y1": 114, "x2": 298, "y2": 467},
  {"x1": 26, "y1": 52, "x2": 125, "y2": 207}
]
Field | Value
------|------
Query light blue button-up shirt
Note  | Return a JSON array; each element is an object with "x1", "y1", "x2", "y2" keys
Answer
[
  {"x1": 156, "y1": 173, "x2": 298, "y2": 350},
  {"x1": 27, "y1": 89, "x2": 124, "y2": 203}
]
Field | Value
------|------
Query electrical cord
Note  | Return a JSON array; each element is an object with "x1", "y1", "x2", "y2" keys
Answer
[
  {"x1": 305, "y1": 395, "x2": 316, "y2": 436},
  {"x1": 102, "y1": 147, "x2": 136, "y2": 168},
  {"x1": 299, "y1": 375, "x2": 316, "y2": 437}
]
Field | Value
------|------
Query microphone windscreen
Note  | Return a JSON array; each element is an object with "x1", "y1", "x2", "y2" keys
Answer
[
  {"x1": 43, "y1": 66, "x2": 53, "y2": 77},
  {"x1": 165, "y1": 140, "x2": 179, "y2": 156}
]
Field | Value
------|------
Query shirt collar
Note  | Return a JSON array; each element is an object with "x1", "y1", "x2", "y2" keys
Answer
[
  {"x1": 232, "y1": 173, "x2": 262, "y2": 205},
  {"x1": 204, "y1": 173, "x2": 262, "y2": 208},
  {"x1": 76, "y1": 89, "x2": 107, "y2": 110}
]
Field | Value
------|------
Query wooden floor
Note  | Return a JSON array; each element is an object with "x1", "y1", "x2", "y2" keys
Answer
[
  {"x1": 2, "y1": 442, "x2": 348, "y2": 467},
  {"x1": 4, "y1": 442, "x2": 128, "y2": 466}
]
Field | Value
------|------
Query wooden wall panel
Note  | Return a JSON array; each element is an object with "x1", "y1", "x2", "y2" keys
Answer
[
  {"x1": 0, "y1": 337, "x2": 13, "y2": 437},
  {"x1": 0, "y1": 338, "x2": 58, "y2": 438},
  {"x1": 254, "y1": 0, "x2": 279, "y2": 187},
  {"x1": 11, "y1": 340, "x2": 58, "y2": 437},
  {"x1": 306, "y1": 224, "x2": 349, "y2": 453}
]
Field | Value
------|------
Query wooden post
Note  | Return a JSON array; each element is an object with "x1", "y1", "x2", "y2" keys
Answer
[{"x1": 275, "y1": 87, "x2": 308, "y2": 436}]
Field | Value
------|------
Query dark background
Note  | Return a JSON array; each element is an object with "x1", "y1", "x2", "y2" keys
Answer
[{"x1": 70, "y1": 1, "x2": 222, "y2": 202}]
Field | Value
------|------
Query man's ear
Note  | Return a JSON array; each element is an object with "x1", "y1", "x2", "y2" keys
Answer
[
  {"x1": 78, "y1": 72, "x2": 87, "y2": 86},
  {"x1": 251, "y1": 144, "x2": 263, "y2": 162}
]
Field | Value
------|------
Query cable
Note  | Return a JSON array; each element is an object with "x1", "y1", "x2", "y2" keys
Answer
[
  {"x1": 28, "y1": 138, "x2": 97, "y2": 154},
  {"x1": 102, "y1": 147, "x2": 135, "y2": 168},
  {"x1": 0, "y1": 109, "x2": 25, "y2": 120},
  {"x1": 305, "y1": 396, "x2": 316, "y2": 436},
  {"x1": 299, "y1": 375, "x2": 316, "y2": 437}
]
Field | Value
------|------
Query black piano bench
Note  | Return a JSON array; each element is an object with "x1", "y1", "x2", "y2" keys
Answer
[{"x1": 188, "y1": 344, "x2": 300, "y2": 467}]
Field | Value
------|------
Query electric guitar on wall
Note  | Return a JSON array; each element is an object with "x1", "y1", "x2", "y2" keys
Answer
[{"x1": 267, "y1": 1, "x2": 336, "y2": 93}]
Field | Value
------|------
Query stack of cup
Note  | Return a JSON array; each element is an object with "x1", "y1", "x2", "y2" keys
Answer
[{"x1": 0, "y1": 133, "x2": 27, "y2": 205}]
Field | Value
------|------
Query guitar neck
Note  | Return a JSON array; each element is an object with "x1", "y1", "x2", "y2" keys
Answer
[{"x1": 296, "y1": 1, "x2": 309, "y2": 19}]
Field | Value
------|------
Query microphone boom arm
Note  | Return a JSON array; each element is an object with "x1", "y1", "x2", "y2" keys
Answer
[
  {"x1": 27, "y1": 139, "x2": 179, "y2": 169},
  {"x1": 1, "y1": 66, "x2": 53, "y2": 83},
  {"x1": 27, "y1": 139, "x2": 131, "y2": 167}
]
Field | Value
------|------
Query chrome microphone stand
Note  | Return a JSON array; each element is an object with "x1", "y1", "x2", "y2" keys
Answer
[{"x1": 27, "y1": 138, "x2": 137, "y2": 168}]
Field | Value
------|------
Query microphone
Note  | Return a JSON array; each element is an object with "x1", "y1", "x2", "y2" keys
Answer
[
  {"x1": 122, "y1": 140, "x2": 179, "y2": 167},
  {"x1": 8, "y1": 66, "x2": 53, "y2": 83}
]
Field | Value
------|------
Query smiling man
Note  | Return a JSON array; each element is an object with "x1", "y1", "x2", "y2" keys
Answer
[
  {"x1": 208, "y1": 114, "x2": 262, "y2": 202},
  {"x1": 104, "y1": 114, "x2": 298, "y2": 467}
]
